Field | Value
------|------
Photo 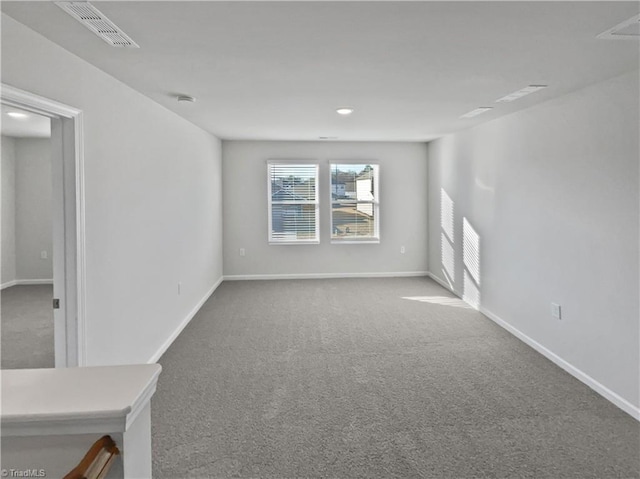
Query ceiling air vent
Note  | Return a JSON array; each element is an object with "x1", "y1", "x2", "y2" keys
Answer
[
  {"x1": 56, "y1": 2, "x2": 139, "y2": 48},
  {"x1": 597, "y1": 14, "x2": 640, "y2": 40}
]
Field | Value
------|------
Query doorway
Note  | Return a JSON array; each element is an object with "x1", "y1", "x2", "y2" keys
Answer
[
  {"x1": 1, "y1": 84, "x2": 86, "y2": 368},
  {"x1": 1, "y1": 104, "x2": 54, "y2": 368}
]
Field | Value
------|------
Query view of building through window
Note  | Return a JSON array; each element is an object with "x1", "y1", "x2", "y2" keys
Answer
[{"x1": 331, "y1": 164, "x2": 379, "y2": 241}]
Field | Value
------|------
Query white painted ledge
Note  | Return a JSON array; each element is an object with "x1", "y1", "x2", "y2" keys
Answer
[{"x1": 1, "y1": 364, "x2": 162, "y2": 437}]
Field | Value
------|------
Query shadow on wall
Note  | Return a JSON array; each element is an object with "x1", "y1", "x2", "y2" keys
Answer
[{"x1": 439, "y1": 188, "x2": 482, "y2": 310}]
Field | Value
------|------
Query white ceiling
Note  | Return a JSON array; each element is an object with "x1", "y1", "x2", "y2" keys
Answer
[
  {"x1": 1, "y1": 104, "x2": 51, "y2": 138},
  {"x1": 2, "y1": 1, "x2": 638, "y2": 141}
]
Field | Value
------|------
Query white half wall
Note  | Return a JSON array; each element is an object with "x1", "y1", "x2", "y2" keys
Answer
[
  {"x1": 15, "y1": 138, "x2": 53, "y2": 281},
  {"x1": 1, "y1": 14, "x2": 223, "y2": 366},
  {"x1": 428, "y1": 70, "x2": 640, "y2": 412},
  {"x1": 1, "y1": 136, "x2": 17, "y2": 285},
  {"x1": 222, "y1": 141, "x2": 428, "y2": 277}
]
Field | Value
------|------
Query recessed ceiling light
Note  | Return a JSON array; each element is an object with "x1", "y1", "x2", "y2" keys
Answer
[
  {"x1": 319, "y1": 136, "x2": 338, "y2": 140},
  {"x1": 495, "y1": 85, "x2": 547, "y2": 103},
  {"x1": 7, "y1": 111, "x2": 29, "y2": 119},
  {"x1": 177, "y1": 95, "x2": 196, "y2": 103},
  {"x1": 336, "y1": 107, "x2": 354, "y2": 116},
  {"x1": 460, "y1": 107, "x2": 493, "y2": 119}
]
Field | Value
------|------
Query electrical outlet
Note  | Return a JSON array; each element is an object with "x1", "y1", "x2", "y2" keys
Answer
[
  {"x1": 240, "y1": 248, "x2": 246, "y2": 257},
  {"x1": 400, "y1": 246, "x2": 405, "y2": 254},
  {"x1": 551, "y1": 302, "x2": 561, "y2": 320},
  {"x1": 40, "y1": 250, "x2": 48, "y2": 259},
  {"x1": 178, "y1": 282, "x2": 182, "y2": 295}
]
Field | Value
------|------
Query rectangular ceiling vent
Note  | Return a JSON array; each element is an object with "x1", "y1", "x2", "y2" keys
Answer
[
  {"x1": 597, "y1": 14, "x2": 640, "y2": 40},
  {"x1": 56, "y1": 1, "x2": 139, "y2": 48}
]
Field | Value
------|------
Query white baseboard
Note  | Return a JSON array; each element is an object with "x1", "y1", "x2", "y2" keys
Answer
[
  {"x1": 426, "y1": 272, "x2": 462, "y2": 297},
  {"x1": 1, "y1": 279, "x2": 53, "y2": 290},
  {"x1": 223, "y1": 271, "x2": 429, "y2": 281},
  {"x1": 479, "y1": 306, "x2": 640, "y2": 421},
  {"x1": 426, "y1": 270, "x2": 640, "y2": 421},
  {"x1": 1, "y1": 280, "x2": 17, "y2": 290},
  {"x1": 148, "y1": 276, "x2": 224, "y2": 364},
  {"x1": 17, "y1": 279, "x2": 53, "y2": 285}
]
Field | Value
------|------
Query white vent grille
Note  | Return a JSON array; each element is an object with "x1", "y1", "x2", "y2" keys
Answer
[
  {"x1": 597, "y1": 14, "x2": 640, "y2": 40},
  {"x1": 56, "y1": 2, "x2": 139, "y2": 48}
]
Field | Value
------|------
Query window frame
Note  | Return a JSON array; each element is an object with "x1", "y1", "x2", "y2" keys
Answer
[
  {"x1": 329, "y1": 162, "x2": 380, "y2": 244},
  {"x1": 267, "y1": 159, "x2": 320, "y2": 245}
]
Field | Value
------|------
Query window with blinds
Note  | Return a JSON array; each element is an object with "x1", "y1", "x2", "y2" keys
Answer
[
  {"x1": 268, "y1": 162, "x2": 319, "y2": 244},
  {"x1": 330, "y1": 164, "x2": 379, "y2": 242}
]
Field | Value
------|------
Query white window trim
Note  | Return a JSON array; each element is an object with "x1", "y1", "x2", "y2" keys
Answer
[
  {"x1": 329, "y1": 162, "x2": 380, "y2": 243},
  {"x1": 267, "y1": 159, "x2": 320, "y2": 245}
]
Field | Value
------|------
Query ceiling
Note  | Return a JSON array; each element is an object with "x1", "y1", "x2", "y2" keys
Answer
[
  {"x1": 1, "y1": 104, "x2": 51, "y2": 138},
  {"x1": 2, "y1": 1, "x2": 638, "y2": 141}
]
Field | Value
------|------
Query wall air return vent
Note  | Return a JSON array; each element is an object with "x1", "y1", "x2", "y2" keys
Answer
[
  {"x1": 597, "y1": 14, "x2": 640, "y2": 40},
  {"x1": 56, "y1": 2, "x2": 140, "y2": 48}
]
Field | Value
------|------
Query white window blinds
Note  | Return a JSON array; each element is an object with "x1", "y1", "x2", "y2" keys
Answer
[{"x1": 268, "y1": 162, "x2": 319, "y2": 244}]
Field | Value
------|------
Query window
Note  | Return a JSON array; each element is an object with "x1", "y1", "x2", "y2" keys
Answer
[
  {"x1": 268, "y1": 161, "x2": 319, "y2": 244},
  {"x1": 330, "y1": 163, "x2": 379, "y2": 242}
]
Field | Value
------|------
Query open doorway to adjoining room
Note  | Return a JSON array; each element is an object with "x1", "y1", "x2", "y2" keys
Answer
[
  {"x1": 1, "y1": 104, "x2": 54, "y2": 368},
  {"x1": 1, "y1": 85, "x2": 86, "y2": 369}
]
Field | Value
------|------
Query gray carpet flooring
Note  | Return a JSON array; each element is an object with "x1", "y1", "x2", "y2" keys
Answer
[
  {"x1": 149, "y1": 277, "x2": 639, "y2": 478},
  {"x1": 1, "y1": 284, "x2": 54, "y2": 369}
]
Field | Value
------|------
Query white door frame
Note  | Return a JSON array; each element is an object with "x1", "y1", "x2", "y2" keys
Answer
[{"x1": 1, "y1": 83, "x2": 86, "y2": 367}]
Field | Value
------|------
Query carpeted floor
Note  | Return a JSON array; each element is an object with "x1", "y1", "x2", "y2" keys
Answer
[
  {"x1": 152, "y1": 277, "x2": 639, "y2": 478},
  {"x1": 1, "y1": 284, "x2": 54, "y2": 369}
]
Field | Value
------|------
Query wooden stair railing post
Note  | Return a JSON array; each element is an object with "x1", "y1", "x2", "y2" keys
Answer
[{"x1": 64, "y1": 435, "x2": 120, "y2": 479}]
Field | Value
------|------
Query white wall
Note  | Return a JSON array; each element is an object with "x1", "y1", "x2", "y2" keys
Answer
[
  {"x1": 15, "y1": 138, "x2": 53, "y2": 281},
  {"x1": 428, "y1": 70, "x2": 640, "y2": 412},
  {"x1": 1, "y1": 136, "x2": 17, "y2": 285},
  {"x1": 1, "y1": 14, "x2": 223, "y2": 366},
  {"x1": 222, "y1": 141, "x2": 428, "y2": 278}
]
